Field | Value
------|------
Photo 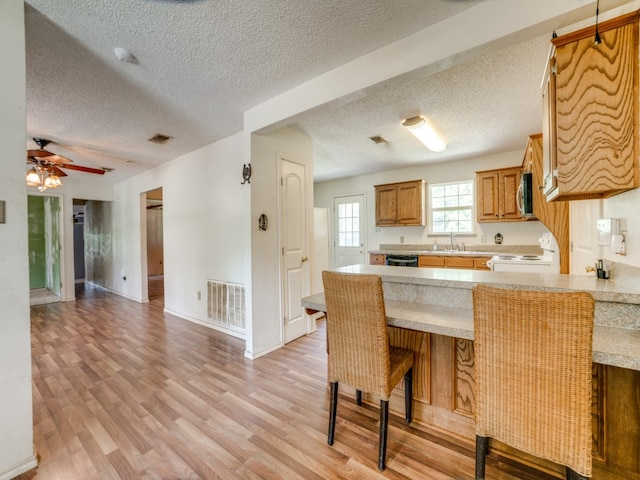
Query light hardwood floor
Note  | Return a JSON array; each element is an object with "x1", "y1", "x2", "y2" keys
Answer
[{"x1": 18, "y1": 283, "x2": 556, "y2": 480}]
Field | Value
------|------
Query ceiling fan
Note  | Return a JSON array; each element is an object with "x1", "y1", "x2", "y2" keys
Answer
[{"x1": 26, "y1": 138, "x2": 106, "y2": 176}]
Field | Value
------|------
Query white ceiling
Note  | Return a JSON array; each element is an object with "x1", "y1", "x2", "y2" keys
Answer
[{"x1": 23, "y1": 0, "x2": 624, "y2": 184}]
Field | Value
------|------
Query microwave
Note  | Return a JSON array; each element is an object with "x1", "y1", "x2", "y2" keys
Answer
[{"x1": 518, "y1": 172, "x2": 534, "y2": 218}]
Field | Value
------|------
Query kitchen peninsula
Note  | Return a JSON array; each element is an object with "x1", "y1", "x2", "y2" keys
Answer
[{"x1": 303, "y1": 265, "x2": 640, "y2": 479}]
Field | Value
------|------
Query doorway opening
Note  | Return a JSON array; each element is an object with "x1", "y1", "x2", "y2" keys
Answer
[
  {"x1": 28, "y1": 195, "x2": 61, "y2": 306},
  {"x1": 145, "y1": 188, "x2": 164, "y2": 302}
]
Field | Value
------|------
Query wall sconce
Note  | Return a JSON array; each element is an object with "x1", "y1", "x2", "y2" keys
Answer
[{"x1": 402, "y1": 115, "x2": 447, "y2": 152}]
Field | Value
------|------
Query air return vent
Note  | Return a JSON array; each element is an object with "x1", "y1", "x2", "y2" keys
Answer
[
  {"x1": 369, "y1": 135, "x2": 387, "y2": 144},
  {"x1": 148, "y1": 133, "x2": 173, "y2": 144},
  {"x1": 207, "y1": 280, "x2": 245, "y2": 331}
]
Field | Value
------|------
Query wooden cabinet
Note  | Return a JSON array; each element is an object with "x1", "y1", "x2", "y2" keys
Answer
[
  {"x1": 418, "y1": 254, "x2": 491, "y2": 270},
  {"x1": 543, "y1": 11, "x2": 640, "y2": 201},
  {"x1": 374, "y1": 180, "x2": 425, "y2": 226},
  {"x1": 369, "y1": 253, "x2": 386, "y2": 265},
  {"x1": 475, "y1": 167, "x2": 523, "y2": 222}
]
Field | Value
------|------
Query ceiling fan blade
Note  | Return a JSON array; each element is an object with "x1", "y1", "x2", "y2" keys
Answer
[
  {"x1": 59, "y1": 163, "x2": 106, "y2": 175},
  {"x1": 49, "y1": 165, "x2": 68, "y2": 177},
  {"x1": 27, "y1": 149, "x2": 54, "y2": 158}
]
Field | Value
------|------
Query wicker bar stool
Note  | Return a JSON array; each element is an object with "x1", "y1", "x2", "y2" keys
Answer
[
  {"x1": 322, "y1": 271, "x2": 414, "y2": 470},
  {"x1": 472, "y1": 284, "x2": 595, "y2": 480}
]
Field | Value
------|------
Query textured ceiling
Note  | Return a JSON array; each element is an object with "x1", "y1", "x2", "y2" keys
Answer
[{"x1": 22, "y1": 0, "x2": 621, "y2": 184}]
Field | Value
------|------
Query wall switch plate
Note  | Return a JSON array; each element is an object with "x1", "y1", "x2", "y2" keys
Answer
[
  {"x1": 0, "y1": 200, "x2": 4, "y2": 223},
  {"x1": 197, "y1": 291, "x2": 201, "y2": 301}
]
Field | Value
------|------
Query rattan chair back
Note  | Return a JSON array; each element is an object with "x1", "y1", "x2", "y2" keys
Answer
[
  {"x1": 472, "y1": 284, "x2": 594, "y2": 477},
  {"x1": 322, "y1": 271, "x2": 395, "y2": 400}
]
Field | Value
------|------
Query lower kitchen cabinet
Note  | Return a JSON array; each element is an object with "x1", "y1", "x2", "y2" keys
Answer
[
  {"x1": 369, "y1": 253, "x2": 386, "y2": 265},
  {"x1": 419, "y1": 255, "x2": 490, "y2": 270}
]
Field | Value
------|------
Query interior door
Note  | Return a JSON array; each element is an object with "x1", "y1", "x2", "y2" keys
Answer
[
  {"x1": 280, "y1": 157, "x2": 309, "y2": 344},
  {"x1": 333, "y1": 194, "x2": 365, "y2": 267},
  {"x1": 570, "y1": 199, "x2": 602, "y2": 275}
]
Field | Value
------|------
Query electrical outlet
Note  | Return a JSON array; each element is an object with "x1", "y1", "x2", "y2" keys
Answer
[
  {"x1": 481, "y1": 235, "x2": 487, "y2": 243},
  {"x1": 197, "y1": 291, "x2": 201, "y2": 301},
  {"x1": 400, "y1": 236, "x2": 404, "y2": 244}
]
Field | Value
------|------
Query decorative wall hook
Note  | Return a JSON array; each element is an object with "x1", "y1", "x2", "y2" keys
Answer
[{"x1": 241, "y1": 163, "x2": 252, "y2": 184}]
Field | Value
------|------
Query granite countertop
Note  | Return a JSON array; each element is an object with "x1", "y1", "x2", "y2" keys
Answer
[
  {"x1": 369, "y1": 243, "x2": 543, "y2": 257},
  {"x1": 302, "y1": 264, "x2": 640, "y2": 371}
]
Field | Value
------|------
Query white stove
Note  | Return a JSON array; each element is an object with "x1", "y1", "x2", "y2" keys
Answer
[{"x1": 487, "y1": 232, "x2": 560, "y2": 274}]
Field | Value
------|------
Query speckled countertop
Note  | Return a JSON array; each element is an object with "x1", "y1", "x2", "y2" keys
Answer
[
  {"x1": 302, "y1": 264, "x2": 640, "y2": 371},
  {"x1": 369, "y1": 243, "x2": 543, "y2": 256}
]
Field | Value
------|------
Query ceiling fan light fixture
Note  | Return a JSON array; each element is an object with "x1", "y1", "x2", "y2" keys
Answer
[
  {"x1": 402, "y1": 115, "x2": 447, "y2": 152},
  {"x1": 26, "y1": 167, "x2": 41, "y2": 186}
]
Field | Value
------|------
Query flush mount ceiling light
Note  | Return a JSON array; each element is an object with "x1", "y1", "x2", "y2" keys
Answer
[{"x1": 402, "y1": 115, "x2": 447, "y2": 152}]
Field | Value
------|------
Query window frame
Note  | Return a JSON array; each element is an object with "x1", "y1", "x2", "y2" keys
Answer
[{"x1": 428, "y1": 179, "x2": 475, "y2": 235}]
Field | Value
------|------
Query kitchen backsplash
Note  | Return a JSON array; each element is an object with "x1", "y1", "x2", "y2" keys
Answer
[{"x1": 378, "y1": 243, "x2": 543, "y2": 254}]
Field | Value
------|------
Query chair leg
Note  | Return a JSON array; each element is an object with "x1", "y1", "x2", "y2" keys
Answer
[
  {"x1": 404, "y1": 368, "x2": 413, "y2": 423},
  {"x1": 356, "y1": 389, "x2": 362, "y2": 405},
  {"x1": 566, "y1": 467, "x2": 589, "y2": 480},
  {"x1": 475, "y1": 435, "x2": 489, "y2": 480},
  {"x1": 378, "y1": 399, "x2": 389, "y2": 470},
  {"x1": 328, "y1": 382, "x2": 338, "y2": 446}
]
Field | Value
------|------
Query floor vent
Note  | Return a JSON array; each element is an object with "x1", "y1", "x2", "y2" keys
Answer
[{"x1": 207, "y1": 280, "x2": 245, "y2": 331}]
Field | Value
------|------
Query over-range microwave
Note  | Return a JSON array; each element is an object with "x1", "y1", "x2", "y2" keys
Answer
[{"x1": 517, "y1": 172, "x2": 534, "y2": 218}]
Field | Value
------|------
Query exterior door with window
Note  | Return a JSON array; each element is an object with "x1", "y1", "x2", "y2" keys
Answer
[{"x1": 333, "y1": 194, "x2": 365, "y2": 267}]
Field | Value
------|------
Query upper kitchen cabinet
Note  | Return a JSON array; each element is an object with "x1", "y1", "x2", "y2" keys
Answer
[
  {"x1": 543, "y1": 11, "x2": 640, "y2": 202},
  {"x1": 374, "y1": 179, "x2": 425, "y2": 226},
  {"x1": 475, "y1": 167, "x2": 523, "y2": 222}
]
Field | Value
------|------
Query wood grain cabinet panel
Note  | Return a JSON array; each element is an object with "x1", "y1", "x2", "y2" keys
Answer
[
  {"x1": 369, "y1": 253, "x2": 386, "y2": 265},
  {"x1": 475, "y1": 167, "x2": 524, "y2": 222},
  {"x1": 374, "y1": 180, "x2": 425, "y2": 226},
  {"x1": 545, "y1": 11, "x2": 640, "y2": 201},
  {"x1": 419, "y1": 255, "x2": 491, "y2": 270}
]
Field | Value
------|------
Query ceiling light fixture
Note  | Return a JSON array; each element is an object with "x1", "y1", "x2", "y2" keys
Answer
[
  {"x1": 402, "y1": 115, "x2": 447, "y2": 152},
  {"x1": 26, "y1": 163, "x2": 63, "y2": 192}
]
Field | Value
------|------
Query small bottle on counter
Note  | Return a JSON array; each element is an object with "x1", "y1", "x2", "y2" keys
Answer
[{"x1": 433, "y1": 240, "x2": 438, "y2": 251}]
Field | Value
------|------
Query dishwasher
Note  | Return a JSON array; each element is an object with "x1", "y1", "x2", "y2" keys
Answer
[{"x1": 386, "y1": 254, "x2": 418, "y2": 267}]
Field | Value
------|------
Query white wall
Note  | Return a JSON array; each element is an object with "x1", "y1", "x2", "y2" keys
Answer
[
  {"x1": 111, "y1": 133, "x2": 249, "y2": 328},
  {"x1": 602, "y1": 188, "x2": 640, "y2": 267},
  {"x1": 249, "y1": 127, "x2": 313, "y2": 358},
  {"x1": 0, "y1": 1, "x2": 37, "y2": 477},
  {"x1": 314, "y1": 149, "x2": 549, "y2": 254}
]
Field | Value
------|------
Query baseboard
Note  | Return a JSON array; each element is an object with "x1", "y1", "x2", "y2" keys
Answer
[{"x1": 0, "y1": 454, "x2": 38, "y2": 480}]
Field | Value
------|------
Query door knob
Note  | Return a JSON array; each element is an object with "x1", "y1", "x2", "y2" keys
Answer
[{"x1": 301, "y1": 256, "x2": 308, "y2": 262}]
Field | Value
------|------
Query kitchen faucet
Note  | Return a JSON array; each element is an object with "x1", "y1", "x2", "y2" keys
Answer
[{"x1": 450, "y1": 231, "x2": 455, "y2": 251}]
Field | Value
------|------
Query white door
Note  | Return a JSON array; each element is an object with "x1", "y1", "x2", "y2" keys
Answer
[
  {"x1": 570, "y1": 199, "x2": 602, "y2": 275},
  {"x1": 280, "y1": 157, "x2": 310, "y2": 344},
  {"x1": 333, "y1": 194, "x2": 366, "y2": 267}
]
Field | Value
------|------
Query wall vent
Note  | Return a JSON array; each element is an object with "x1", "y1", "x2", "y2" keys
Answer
[{"x1": 207, "y1": 280, "x2": 245, "y2": 331}]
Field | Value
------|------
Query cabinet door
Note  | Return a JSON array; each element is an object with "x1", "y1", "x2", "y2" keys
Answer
[
  {"x1": 396, "y1": 181, "x2": 424, "y2": 225},
  {"x1": 445, "y1": 256, "x2": 475, "y2": 269},
  {"x1": 375, "y1": 185, "x2": 397, "y2": 226},
  {"x1": 499, "y1": 168, "x2": 522, "y2": 220},
  {"x1": 418, "y1": 256, "x2": 445, "y2": 267},
  {"x1": 369, "y1": 254, "x2": 386, "y2": 265},
  {"x1": 474, "y1": 258, "x2": 490, "y2": 270},
  {"x1": 476, "y1": 172, "x2": 499, "y2": 222},
  {"x1": 552, "y1": 14, "x2": 639, "y2": 200}
]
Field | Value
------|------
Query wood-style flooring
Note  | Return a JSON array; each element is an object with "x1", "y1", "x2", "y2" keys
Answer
[{"x1": 19, "y1": 282, "x2": 557, "y2": 480}]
